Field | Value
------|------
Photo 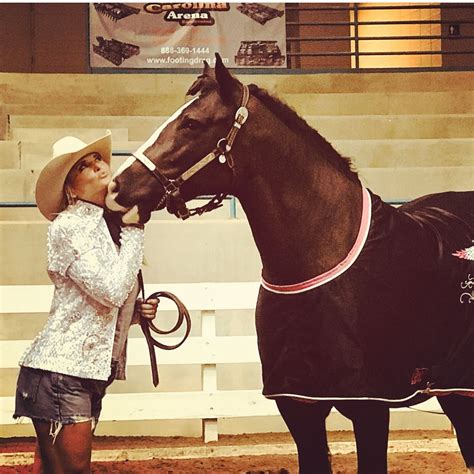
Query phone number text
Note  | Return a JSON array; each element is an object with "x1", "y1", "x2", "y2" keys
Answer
[{"x1": 160, "y1": 47, "x2": 210, "y2": 54}]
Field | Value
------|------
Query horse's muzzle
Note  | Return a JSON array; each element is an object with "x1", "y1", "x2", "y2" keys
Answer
[{"x1": 105, "y1": 180, "x2": 128, "y2": 213}]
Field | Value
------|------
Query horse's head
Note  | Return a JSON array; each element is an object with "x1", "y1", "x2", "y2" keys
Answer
[{"x1": 106, "y1": 54, "x2": 249, "y2": 224}]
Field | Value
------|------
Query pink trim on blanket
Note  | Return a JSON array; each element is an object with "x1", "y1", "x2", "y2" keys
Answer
[
  {"x1": 261, "y1": 187, "x2": 372, "y2": 295},
  {"x1": 428, "y1": 390, "x2": 474, "y2": 397}
]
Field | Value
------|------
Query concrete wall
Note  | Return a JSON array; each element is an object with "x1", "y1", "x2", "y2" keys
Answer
[
  {"x1": 286, "y1": 3, "x2": 351, "y2": 69},
  {"x1": 0, "y1": 3, "x2": 88, "y2": 73},
  {"x1": 0, "y1": 4, "x2": 33, "y2": 73},
  {"x1": 442, "y1": 3, "x2": 474, "y2": 68}
]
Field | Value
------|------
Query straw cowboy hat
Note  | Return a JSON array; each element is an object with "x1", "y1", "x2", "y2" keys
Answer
[{"x1": 35, "y1": 131, "x2": 112, "y2": 220}]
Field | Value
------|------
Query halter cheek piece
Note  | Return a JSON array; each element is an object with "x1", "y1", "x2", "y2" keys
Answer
[{"x1": 133, "y1": 85, "x2": 250, "y2": 220}]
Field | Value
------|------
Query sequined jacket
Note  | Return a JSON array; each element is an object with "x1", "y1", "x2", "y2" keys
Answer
[{"x1": 20, "y1": 201, "x2": 144, "y2": 381}]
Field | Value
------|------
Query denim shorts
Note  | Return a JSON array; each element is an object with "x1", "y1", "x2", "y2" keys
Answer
[{"x1": 13, "y1": 365, "x2": 115, "y2": 437}]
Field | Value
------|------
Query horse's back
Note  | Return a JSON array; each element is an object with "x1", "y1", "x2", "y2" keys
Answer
[
  {"x1": 400, "y1": 190, "x2": 473, "y2": 228},
  {"x1": 397, "y1": 191, "x2": 474, "y2": 390},
  {"x1": 398, "y1": 191, "x2": 473, "y2": 262}
]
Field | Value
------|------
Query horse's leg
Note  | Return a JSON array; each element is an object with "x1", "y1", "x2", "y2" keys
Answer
[
  {"x1": 276, "y1": 398, "x2": 333, "y2": 474},
  {"x1": 438, "y1": 394, "x2": 474, "y2": 472},
  {"x1": 336, "y1": 400, "x2": 389, "y2": 474}
]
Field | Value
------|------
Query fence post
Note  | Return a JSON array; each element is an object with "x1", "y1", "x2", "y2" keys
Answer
[{"x1": 201, "y1": 309, "x2": 218, "y2": 442}]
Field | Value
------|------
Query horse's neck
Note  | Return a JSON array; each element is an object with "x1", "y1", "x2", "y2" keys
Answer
[{"x1": 236, "y1": 140, "x2": 363, "y2": 285}]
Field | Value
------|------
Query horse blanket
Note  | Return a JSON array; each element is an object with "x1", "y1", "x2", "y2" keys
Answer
[{"x1": 257, "y1": 190, "x2": 474, "y2": 402}]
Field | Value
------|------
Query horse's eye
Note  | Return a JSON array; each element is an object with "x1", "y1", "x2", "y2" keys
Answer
[{"x1": 183, "y1": 119, "x2": 200, "y2": 131}]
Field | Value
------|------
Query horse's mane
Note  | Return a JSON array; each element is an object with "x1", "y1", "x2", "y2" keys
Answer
[{"x1": 248, "y1": 84, "x2": 359, "y2": 182}]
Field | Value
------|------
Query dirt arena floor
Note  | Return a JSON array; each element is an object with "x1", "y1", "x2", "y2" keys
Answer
[
  {"x1": 0, "y1": 430, "x2": 467, "y2": 473},
  {"x1": 86, "y1": 453, "x2": 465, "y2": 474}
]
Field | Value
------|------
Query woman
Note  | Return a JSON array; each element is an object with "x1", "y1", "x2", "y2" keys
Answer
[{"x1": 13, "y1": 132, "x2": 158, "y2": 473}]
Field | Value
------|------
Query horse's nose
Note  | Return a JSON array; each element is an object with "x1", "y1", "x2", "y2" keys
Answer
[
  {"x1": 108, "y1": 179, "x2": 119, "y2": 195},
  {"x1": 106, "y1": 179, "x2": 128, "y2": 212}
]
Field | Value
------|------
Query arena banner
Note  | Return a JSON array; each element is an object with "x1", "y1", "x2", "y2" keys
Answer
[{"x1": 89, "y1": 3, "x2": 287, "y2": 69}]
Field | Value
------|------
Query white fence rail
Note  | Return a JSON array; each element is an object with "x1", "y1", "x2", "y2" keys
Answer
[
  {"x1": 0, "y1": 283, "x2": 274, "y2": 442},
  {"x1": 0, "y1": 283, "x2": 443, "y2": 442}
]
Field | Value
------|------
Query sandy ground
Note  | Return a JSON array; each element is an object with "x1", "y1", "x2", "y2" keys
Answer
[{"x1": 0, "y1": 430, "x2": 468, "y2": 473}]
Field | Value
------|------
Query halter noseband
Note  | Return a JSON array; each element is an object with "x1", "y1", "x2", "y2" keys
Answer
[{"x1": 133, "y1": 85, "x2": 250, "y2": 220}]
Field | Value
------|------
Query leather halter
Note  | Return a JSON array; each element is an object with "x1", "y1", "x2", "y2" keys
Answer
[{"x1": 133, "y1": 85, "x2": 250, "y2": 220}]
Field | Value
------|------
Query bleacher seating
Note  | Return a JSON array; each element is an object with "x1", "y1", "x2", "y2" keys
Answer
[{"x1": 0, "y1": 71, "x2": 472, "y2": 204}]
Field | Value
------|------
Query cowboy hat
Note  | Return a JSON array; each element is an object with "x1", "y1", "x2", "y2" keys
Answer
[{"x1": 35, "y1": 131, "x2": 112, "y2": 221}]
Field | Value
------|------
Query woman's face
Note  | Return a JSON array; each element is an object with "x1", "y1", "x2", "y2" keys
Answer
[{"x1": 68, "y1": 152, "x2": 111, "y2": 206}]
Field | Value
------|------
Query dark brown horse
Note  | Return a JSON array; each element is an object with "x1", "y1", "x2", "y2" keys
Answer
[{"x1": 107, "y1": 56, "x2": 474, "y2": 473}]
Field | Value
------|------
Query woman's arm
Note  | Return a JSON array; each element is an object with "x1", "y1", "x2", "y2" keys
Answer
[{"x1": 49, "y1": 223, "x2": 144, "y2": 308}]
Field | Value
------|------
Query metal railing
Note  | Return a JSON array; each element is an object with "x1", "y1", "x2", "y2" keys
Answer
[{"x1": 285, "y1": 3, "x2": 474, "y2": 70}]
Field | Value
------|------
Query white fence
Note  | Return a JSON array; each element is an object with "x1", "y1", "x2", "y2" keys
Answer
[
  {"x1": 0, "y1": 283, "x2": 279, "y2": 442},
  {"x1": 0, "y1": 283, "x2": 445, "y2": 442}
]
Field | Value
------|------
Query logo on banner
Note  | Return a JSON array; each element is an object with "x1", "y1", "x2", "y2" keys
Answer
[{"x1": 144, "y1": 3, "x2": 230, "y2": 26}]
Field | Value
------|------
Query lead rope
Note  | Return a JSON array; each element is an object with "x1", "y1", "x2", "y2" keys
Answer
[{"x1": 137, "y1": 270, "x2": 192, "y2": 386}]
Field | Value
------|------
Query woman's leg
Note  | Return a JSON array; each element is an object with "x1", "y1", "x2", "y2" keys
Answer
[
  {"x1": 55, "y1": 421, "x2": 92, "y2": 474},
  {"x1": 33, "y1": 421, "x2": 63, "y2": 474},
  {"x1": 32, "y1": 439, "x2": 45, "y2": 474},
  {"x1": 33, "y1": 420, "x2": 92, "y2": 474}
]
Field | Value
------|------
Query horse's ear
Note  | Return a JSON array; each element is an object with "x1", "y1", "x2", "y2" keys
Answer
[
  {"x1": 202, "y1": 60, "x2": 212, "y2": 77},
  {"x1": 186, "y1": 77, "x2": 204, "y2": 96},
  {"x1": 214, "y1": 53, "x2": 240, "y2": 102},
  {"x1": 186, "y1": 61, "x2": 216, "y2": 96}
]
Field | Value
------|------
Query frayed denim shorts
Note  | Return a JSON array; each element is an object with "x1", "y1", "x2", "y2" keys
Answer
[{"x1": 13, "y1": 365, "x2": 115, "y2": 439}]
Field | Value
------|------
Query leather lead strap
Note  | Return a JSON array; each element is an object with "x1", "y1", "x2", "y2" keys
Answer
[
  {"x1": 138, "y1": 270, "x2": 159, "y2": 386},
  {"x1": 137, "y1": 270, "x2": 192, "y2": 387}
]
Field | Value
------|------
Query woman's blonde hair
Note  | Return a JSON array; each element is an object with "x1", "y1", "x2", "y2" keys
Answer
[{"x1": 60, "y1": 171, "x2": 77, "y2": 212}]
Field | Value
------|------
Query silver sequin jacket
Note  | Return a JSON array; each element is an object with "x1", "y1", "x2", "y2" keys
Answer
[{"x1": 19, "y1": 201, "x2": 144, "y2": 381}]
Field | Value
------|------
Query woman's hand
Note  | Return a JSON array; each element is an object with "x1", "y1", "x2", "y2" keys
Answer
[{"x1": 136, "y1": 298, "x2": 159, "y2": 320}]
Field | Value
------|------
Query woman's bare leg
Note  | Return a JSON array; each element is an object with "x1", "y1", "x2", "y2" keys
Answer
[
  {"x1": 33, "y1": 421, "x2": 63, "y2": 474},
  {"x1": 55, "y1": 422, "x2": 92, "y2": 474},
  {"x1": 32, "y1": 441, "x2": 44, "y2": 474},
  {"x1": 33, "y1": 420, "x2": 92, "y2": 474}
]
